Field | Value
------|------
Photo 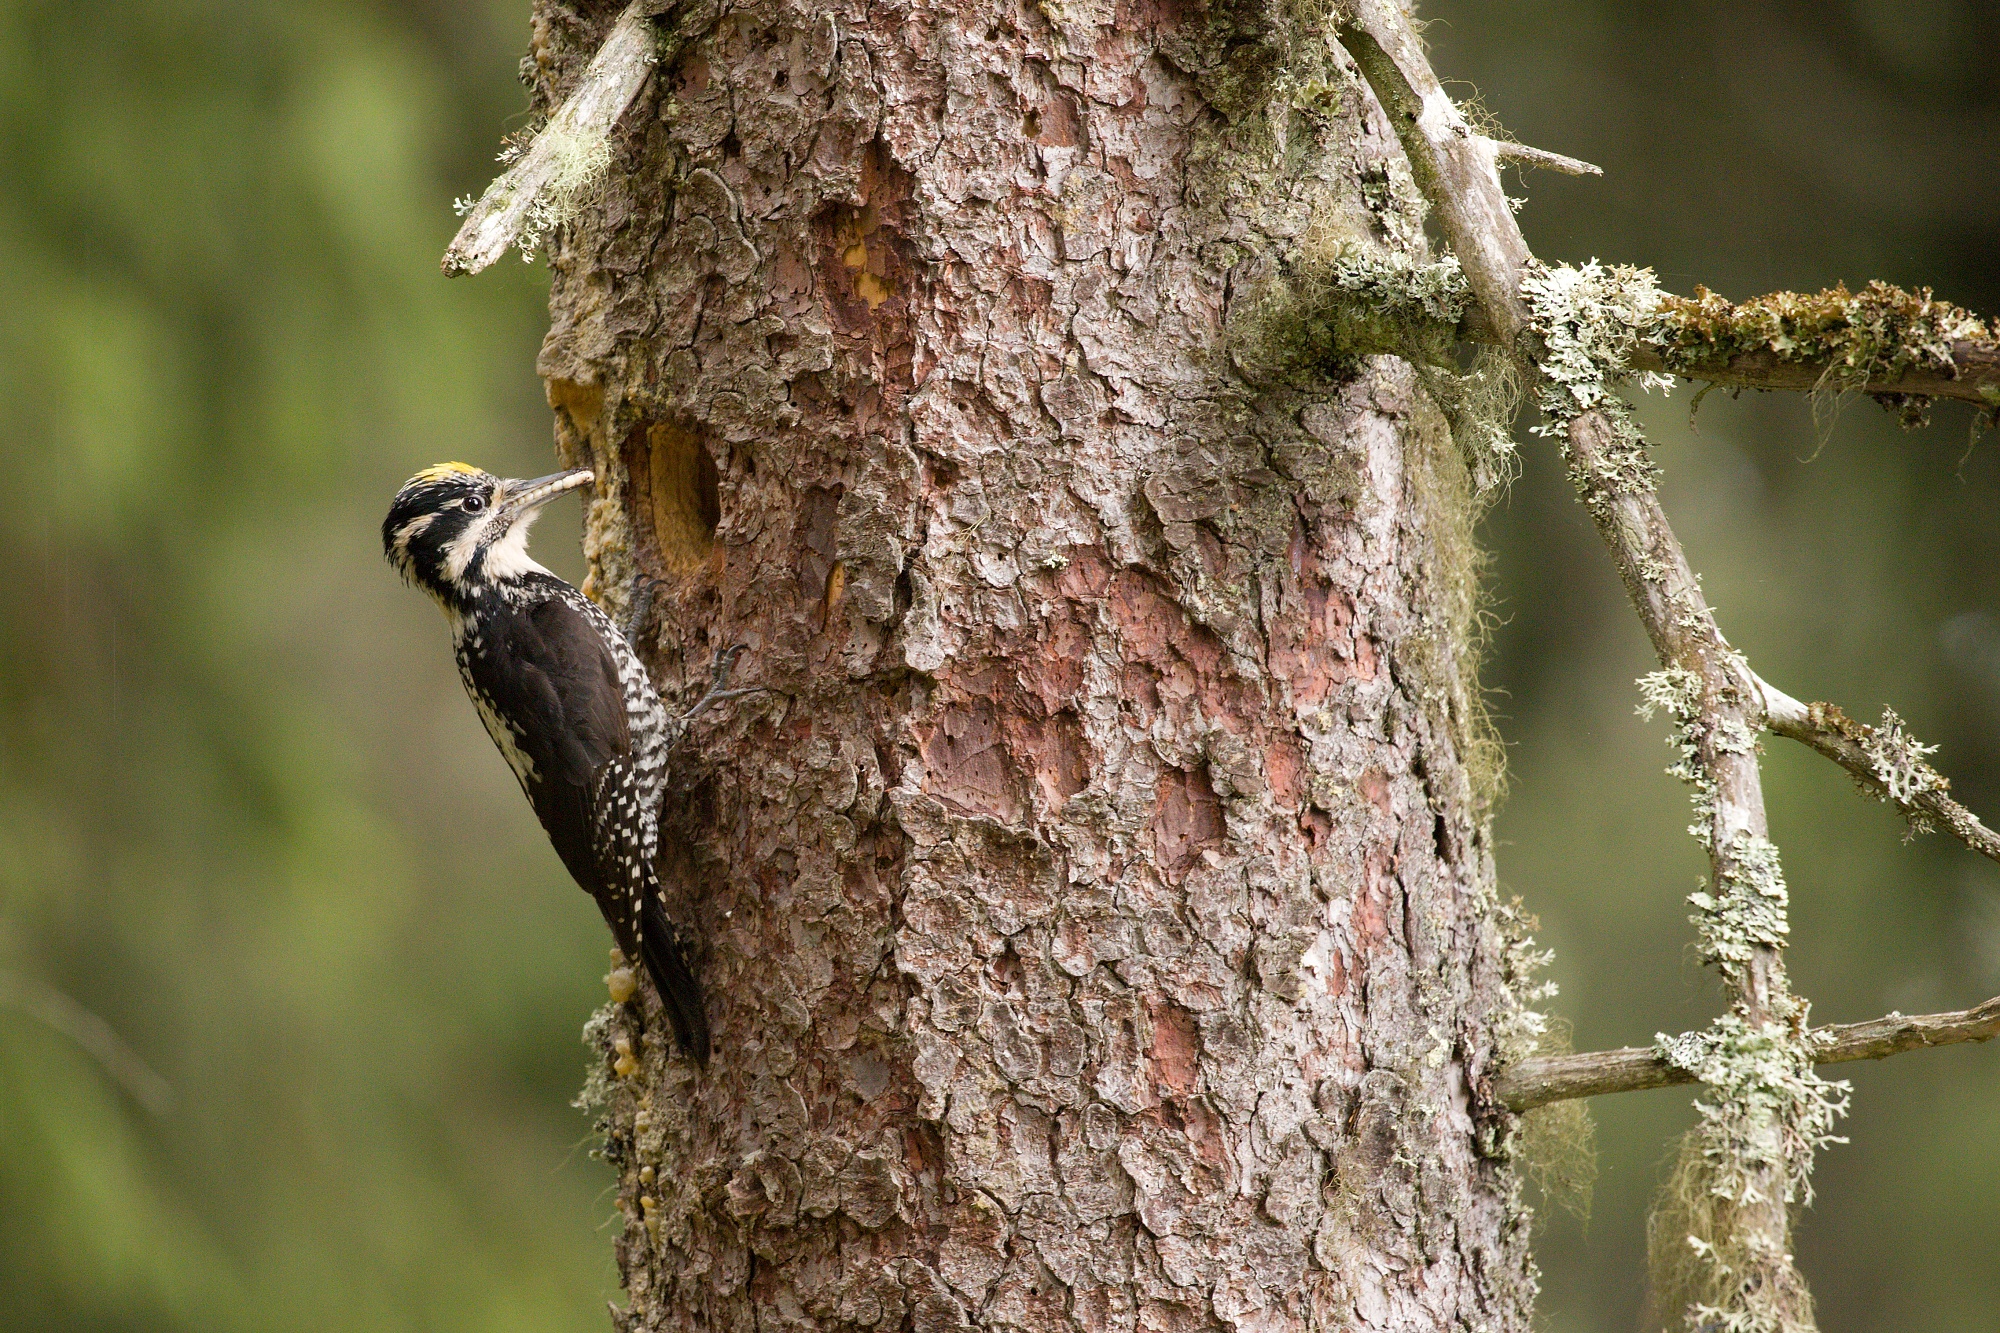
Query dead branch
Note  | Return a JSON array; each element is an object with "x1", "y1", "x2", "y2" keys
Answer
[
  {"x1": 443, "y1": 1, "x2": 666, "y2": 277},
  {"x1": 1336, "y1": 0, "x2": 1812, "y2": 1307},
  {"x1": 1490, "y1": 139, "x2": 1602, "y2": 176},
  {"x1": 0, "y1": 968, "x2": 175, "y2": 1115},
  {"x1": 1495, "y1": 995, "x2": 2000, "y2": 1112},
  {"x1": 1438, "y1": 281, "x2": 2000, "y2": 409},
  {"x1": 1634, "y1": 283, "x2": 2000, "y2": 410},
  {"x1": 1336, "y1": 0, "x2": 1787, "y2": 1014},
  {"x1": 1335, "y1": 4, "x2": 1531, "y2": 346},
  {"x1": 1437, "y1": 281, "x2": 2000, "y2": 407}
]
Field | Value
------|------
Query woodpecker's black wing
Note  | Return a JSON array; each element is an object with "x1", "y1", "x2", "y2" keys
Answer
[
  {"x1": 471, "y1": 595, "x2": 630, "y2": 903},
  {"x1": 517, "y1": 594, "x2": 709, "y2": 1062}
]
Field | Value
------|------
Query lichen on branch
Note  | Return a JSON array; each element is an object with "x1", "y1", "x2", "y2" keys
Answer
[
  {"x1": 1233, "y1": 243, "x2": 1462, "y2": 368},
  {"x1": 1648, "y1": 1012, "x2": 1850, "y2": 1333},
  {"x1": 1635, "y1": 669, "x2": 1848, "y2": 1333},
  {"x1": 1805, "y1": 700, "x2": 1948, "y2": 826},
  {"x1": 1237, "y1": 241, "x2": 1523, "y2": 496},
  {"x1": 1519, "y1": 260, "x2": 1678, "y2": 521},
  {"x1": 1652, "y1": 280, "x2": 1999, "y2": 424},
  {"x1": 1521, "y1": 260, "x2": 1670, "y2": 424},
  {"x1": 1488, "y1": 897, "x2": 1598, "y2": 1221}
]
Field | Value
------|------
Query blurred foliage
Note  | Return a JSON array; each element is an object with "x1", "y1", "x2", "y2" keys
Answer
[
  {"x1": 1, "y1": 1, "x2": 1996, "y2": 1331},
  {"x1": 0, "y1": 1, "x2": 621, "y2": 1329},
  {"x1": 1426, "y1": 0, "x2": 2000, "y2": 1329}
]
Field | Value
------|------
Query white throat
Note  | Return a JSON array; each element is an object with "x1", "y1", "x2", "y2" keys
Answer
[{"x1": 480, "y1": 518, "x2": 552, "y2": 582}]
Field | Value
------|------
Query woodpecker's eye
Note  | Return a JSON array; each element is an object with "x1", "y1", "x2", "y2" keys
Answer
[{"x1": 464, "y1": 493, "x2": 487, "y2": 513}]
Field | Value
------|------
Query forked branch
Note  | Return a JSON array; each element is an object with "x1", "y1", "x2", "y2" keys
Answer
[
  {"x1": 1334, "y1": 4, "x2": 2000, "y2": 408},
  {"x1": 1334, "y1": 3, "x2": 1839, "y2": 1317},
  {"x1": 1335, "y1": 2, "x2": 1531, "y2": 345}
]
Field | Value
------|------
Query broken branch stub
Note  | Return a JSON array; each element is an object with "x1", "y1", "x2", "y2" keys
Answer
[
  {"x1": 1490, "y1": 139, "x2": 1602, "y2": 177},
  {"x1": 1337, "y1": 0, "x2": 1532, "y2": 346}
]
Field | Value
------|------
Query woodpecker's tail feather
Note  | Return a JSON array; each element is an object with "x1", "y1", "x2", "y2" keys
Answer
[{"x1": 637, "y1": 895, "x2": 711, "y2": 1065}]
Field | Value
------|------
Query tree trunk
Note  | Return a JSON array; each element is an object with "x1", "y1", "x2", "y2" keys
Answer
[{"x1": 530, "y1": 1, "x2": 1534, "y2": 1328}]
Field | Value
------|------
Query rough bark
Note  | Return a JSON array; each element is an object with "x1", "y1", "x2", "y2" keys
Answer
[{"x1": 529, "y1": 1, "x2": 1533, "y2": 1329}]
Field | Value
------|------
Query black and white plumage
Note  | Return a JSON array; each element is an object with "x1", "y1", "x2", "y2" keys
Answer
[{"x1": 382, "y1": 461, "x2": 709, "y2": 1062}]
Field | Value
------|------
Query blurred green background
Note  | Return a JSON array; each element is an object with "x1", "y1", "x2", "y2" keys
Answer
[
  {"x1": 0, "y1": 1, "x2": 1993, "y2": 1330},
  {"x1": 0, "y1": 1, "x2": 616, "y2": 1328}
]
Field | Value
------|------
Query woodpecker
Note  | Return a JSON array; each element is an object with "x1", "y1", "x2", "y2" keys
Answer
[{"x1": 383, "y1": 461, "x2": 727, "y2": 1063}]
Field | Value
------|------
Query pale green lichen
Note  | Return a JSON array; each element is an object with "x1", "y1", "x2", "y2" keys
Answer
[
  {"x1": 1238, "y1": 240, "x2": 1521, "y2": 495},
  {"x1": 1491, "y1": 896, "x2": 1558, "y2": 1062},
  {"x1": 1647, "y1": 1014, "x2": 1850, "y2": 1333},
  {"x1": 1652, "y1": 1016, "x2": 1849, "y2": 1212},
  {"x1": 1637, "y1": 675, "x2": 1794, "y2": 978},
  {"x1": 1686, "y1": 833, "x2": 1792, "y2": 978},
  {"x1": 1320, "y1": 245, "x2": 1521, "y2": 493},
  {"x1": 1523, "y1": 260, "x2": 1667, "y2": 421},
  {"x1": 1857, "y1": 706, "x2": 1945, "y2": 807},
  {"x1": 1637, "y1": 667, "x2": 1715, "y2": 844},
  {"x1": 1234, "y1": 242, "x2": 1468, "y2": 372},
  {"x1": 575, "y1": 1001, "x2": 621, "y2": 1119},
  {"x1": 1327, "y1": 246, "x2": 1472, "y2": 328},
  {"x1": 1636, "y1": 665, "x2": 1703, "y2": 718},
  {"x1": 453, "y1": 119, "x2": 614, "y2": 263},
  {"x1": 1521, "y1": 260, "x2": 1673, "y2": 500},
  {"x1": 1796, "y1": 700, "x2": 1951, "y2": 837}
]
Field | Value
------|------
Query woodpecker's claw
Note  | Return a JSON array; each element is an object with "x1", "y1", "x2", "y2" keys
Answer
[
  {"x1": 710, "y1": 642, "x2": 748, "y2": 685},
  {"x1": 682, "y1": 644, "x2": 759, "y2": 722}
]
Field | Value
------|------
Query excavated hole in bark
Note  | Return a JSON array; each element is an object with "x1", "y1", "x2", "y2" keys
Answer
[{"x1": 622, "y1": 420, "x2": 721, "y2": 577}]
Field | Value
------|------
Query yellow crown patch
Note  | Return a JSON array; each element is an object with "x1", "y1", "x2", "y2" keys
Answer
[{"x1": 411, "y1": 461, "x2": 483, "y2": 485}]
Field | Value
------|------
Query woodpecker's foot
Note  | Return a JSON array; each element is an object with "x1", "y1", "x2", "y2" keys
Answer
[
  {"x1": 681, "y1": 643, "x2": 760, "y2": 723},
  {"x1": 624, "y1": 573, "x2": 662, "y2": 649}
]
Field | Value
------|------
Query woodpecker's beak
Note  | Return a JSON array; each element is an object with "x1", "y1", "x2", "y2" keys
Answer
[{"x1": 498, "y1": 468, "x2": 594, "y2": 523}]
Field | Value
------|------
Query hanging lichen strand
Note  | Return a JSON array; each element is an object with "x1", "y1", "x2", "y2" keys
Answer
[{"x1": 1520, "y1": 264, "x2": 1850, "y2": 1333}]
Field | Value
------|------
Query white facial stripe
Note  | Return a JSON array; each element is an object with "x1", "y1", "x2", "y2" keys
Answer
[
  {"x1": 393, "y1": 513, "x2": 435, "y2": 543},
  {"x1": 442, "y1": 510, "x2": 494, "y2": 582},
  {"x1": 390, "y1": 513, "x2": 436, "y2": 567}
]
